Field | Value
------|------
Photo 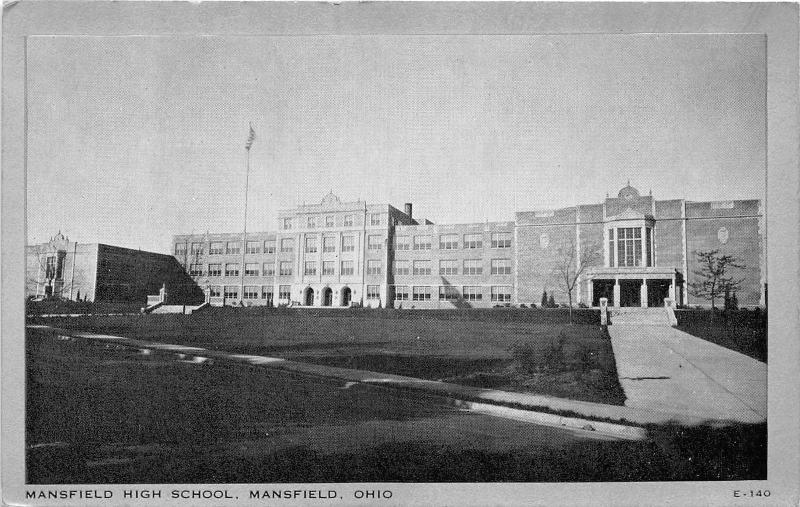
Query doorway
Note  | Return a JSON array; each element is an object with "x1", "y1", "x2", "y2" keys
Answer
[
  {"x1": 592, "y1": 280, "x2": 615, "y2": 307},
  {"x1": 340, "y1": 287, "x2": 351, "y2": 306},
  {"x1": 303, "y1": 287, "x2": 315, "y2": 306},
  {"x1": 647, "y1": 279, "x2": 672, "y2": 308},
  {"x1": 619, "y1": 280, "x2": 642, "y2": 307},
  {"x1": 322, "y1": 287, "x2": 333, "y2": 306}
]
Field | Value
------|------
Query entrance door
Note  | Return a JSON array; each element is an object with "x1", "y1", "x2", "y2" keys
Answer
[
  {"x1": 340, "y1": 287, "x2": 351, "y2": 306},
  {"x1": 647, "y1": 280, "x2": 672, "y2": 307},
  {"x1": 304, "y1": 288, "x2": 315, "y2": 306},
  {"x1": 619, "y1": 280, "x2": 642, "y2": 307},
  {"x1": 592, "y1": 280, "x2": 615, "y2": 307},
  {"x1": 322, "y1": 287, "x2": 333, "y2": 306}
]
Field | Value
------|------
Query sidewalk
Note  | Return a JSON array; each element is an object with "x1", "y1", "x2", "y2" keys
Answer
[
  {"x1": 27, "y1": 324, "x2": 755, "y2": 431},
  {"x1": 607, "y1": 324, "x2": 766, "y2": 424}
]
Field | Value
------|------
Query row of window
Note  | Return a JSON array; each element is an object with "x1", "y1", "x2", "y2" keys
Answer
[
  {"x1": 392, "y1": 285, "x2": 512, "y2": 302},
  {"x1": 209, "y1": 285, "x2": 291, "y2": 301},
  {"x1": 281, "y1": 212, "x2": 384, "y2": 230},
  {"x1": 394, "y1": 232, "x2": 512, "y2": 251},
  {"x1": 175, "y1": 231, "x2": 513, "y2": 257},
  {"x1": 392, "y1": 259, "x2": 512, "y2": 276},
  {"x1": 192, "y1": 260, "x2": 367, "y2": 278}
]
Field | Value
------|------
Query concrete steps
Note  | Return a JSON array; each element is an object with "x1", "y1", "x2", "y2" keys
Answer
[{"x1": 610, "y1": 307, "x2": 669, "y2": 326}]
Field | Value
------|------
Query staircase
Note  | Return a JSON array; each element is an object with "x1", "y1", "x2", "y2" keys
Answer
[
  {"x1": 610, "y1": 307, "x2": 670, "y2": 326},
  {"x1": 147, "y1": 302, "x2": 210, "y2": 315}
]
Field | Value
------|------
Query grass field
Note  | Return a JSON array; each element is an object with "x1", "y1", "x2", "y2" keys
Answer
[
  {"x1": 26, "y1": 329, "x2": 767, "y2": 483},
  {"x1": 29, "y1": 307, "x2": 624, "y2": 405},
  {"x1": 676, "y1": 309, "x2": 767, "y2": 363}
]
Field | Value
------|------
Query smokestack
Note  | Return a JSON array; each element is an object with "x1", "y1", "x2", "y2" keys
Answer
[{"x1": 404, "y1": 203, "x2": 413, "y2": 219}]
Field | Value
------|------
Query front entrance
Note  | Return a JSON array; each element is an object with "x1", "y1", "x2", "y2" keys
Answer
[
  {"x1": 619, "y1": 279, "x2": 642, "y2": 307},
  {"x1": 340, "y1": 287, "x2": 351, "y2": 306},
  {"x1": 592, "y1": 279, "x2": 615, "y2": 307},
  {"x1": 647, "y1": 279, "x2": 672, "y2": 307},
  {"x1": 322, "y1": 287, "x2": 333, "y2": 306},
  {"x1": 303, "y1": 287, "x2": 315, "y2": 306}
]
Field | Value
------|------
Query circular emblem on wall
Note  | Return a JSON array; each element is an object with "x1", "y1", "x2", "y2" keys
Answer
[
  {"x1": 539, "y1": 233, "x2": 550, "y2": 249},
  {"x1": 717, "y1": 227, "x2": 729, "y2": 245}
]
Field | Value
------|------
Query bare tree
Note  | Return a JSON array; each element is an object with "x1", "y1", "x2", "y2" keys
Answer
[
  {"x1": 552, "y1": 239, "x2": 602, "y2": 323},
  {"x1": 689, "y1": 249, "x2": 745, "y2": 311}
]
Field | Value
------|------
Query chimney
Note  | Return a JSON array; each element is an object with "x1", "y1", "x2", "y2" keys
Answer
[{"x1": 404, "y1": 203, "x2": 413, "y2": 219}]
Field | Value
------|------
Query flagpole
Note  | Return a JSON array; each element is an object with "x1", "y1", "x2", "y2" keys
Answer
[{"x1": 240, "y1": 125, "x2": 253, "y2": 304}]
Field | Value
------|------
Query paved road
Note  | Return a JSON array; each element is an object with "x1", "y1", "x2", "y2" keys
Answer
[{"x1": 608, "y1": 324, "x2": 766, "y2": 423}]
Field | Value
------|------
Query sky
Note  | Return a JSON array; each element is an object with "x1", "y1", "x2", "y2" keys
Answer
[{"x1": 26, "y1": 34, "x2": 765, "y2": 253}]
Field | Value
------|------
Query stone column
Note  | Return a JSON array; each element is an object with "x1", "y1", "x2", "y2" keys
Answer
[
  {"x1": 613, "y1": 278, "x2": 620, "y2": 307},
  {"x1": 640, "y1": 279, "x2": 647, "y2": 308},
  {"x1": 588, "y1": 279, "x2": 594, "y2": 307},
  {"x1": 669, "y1": 274, "x2": 676, "y2": 302}
]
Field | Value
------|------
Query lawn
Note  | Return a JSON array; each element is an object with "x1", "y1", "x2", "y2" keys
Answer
[
  {"x1": 25, "y1": 329, "x2": 766, "y2": 483},
  {"x1": 676, "y1": 309, "x2": 767, "y2": 363},
  {"x1": 28, "y1": 307, "x2": 625, "y2": 405}
]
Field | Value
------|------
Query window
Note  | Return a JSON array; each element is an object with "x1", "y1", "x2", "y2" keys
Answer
[
  {"x1": 491, "y1": 232, "x2": 512, "y2": 249},
  {"x1": 439, "y1": 259, "x2": 458, "y2": 276},
  {"x1": 370, "y1": 213, "x2": 381, "y2": 226},
  {"x1": 322, "y1": 261, "x2": 335, "y2": 275},
  {"x1": 608, "y1": 229, "x2": 615, "y2": 267},
  {"x1": 367, "y1": 285, "x2": 380, "y2": 299},
  {"x1": 175, "y1": 243, "x2": 187, "y2": 255},
  {"x1": 463, "y1": 259, "x2": 483, "y2": 275},
  {"x1": 226, "y1": 241, "x2": 241, "y2": 255},
  {"x1": 246, "y1": 241, "x2": 260, "y2": 254},
  {"x1": 208, "y1": 263, "x2": 222, "y2": 277},
  {"x1": 463, "y1": 233, "x2": 483, "y2": 249},
  {"x1": 340, "y1": 260, "x2": 354, "y2": 276},
  {"x1": 245, "y1": 263, "x2": 259, "y2": 276},
  {"x1": 279, "y1": 261, "x2": 293, "y2": 276},
  {"x1": 307, "y1": 216, "x2": 316, "y2": 228},
  {"x1": 45, "y1": 256, "x2": 56, "y2": 279},
  {"x1": 617, "y1": 227, "x2": 642, "y2": 267},
  {"x1": 341, "y1": 235, "x2": 355, "y2": 252},
  {"x1": 262, "y1": 286, "x2": 273, "y2": 301},
  {"x1": 282, "y1": 218, "x2": 292, "y2": 230},
  {"x1": 323, "y1": 236, "x2": 336, "y2": 253},
  {"x1": 394, "y1": 236, "x2": 410, "y2": 250},
  {"x1": 224, "y1": 286, "x2": 239, "y2": 299},
  {"x1": 368, "y1": 235, "x2": 382, "y2": 251},
  {"x1": 412, "y1": 286, "x2": 431, "y2": 301},
  {"x1": 344, "y1": 215, "x2": 354, "y2": 227},
  {"x1": 646, "y1": 228, "x2": 652, "y2": 267},
  {"x1": 279, "y1": 285, "x2": 291, "y2": 301},
  {"x1": 413, "y1": 235, "x2": 432, "y2": 250},
  {"x1": 491, "y1": 259, "x2": 512, "y2": 275},
  {"x1": 209, "y1": 286, "x2": 222, "y2": 297},
  {"x1": 393, "y1": 260, "x2": 410, "y2": 276},
  {"x1": 325, "y1": 215, "x2": 335, "y2": 227},
  {"x1": 439, "y1": 234, "x2": 459, "y2": 250},
  {"x1": 263, "y1": 263, "x2": 275, "y2": 276},
  {"x1": 304, "y1": 261, "x2": 316, "y2": 275},
  {"x1": 280, "y1": 238, "x2": 294, "y2": 253},
  {"x1": 305, "y1": 236, "x2": 318, "y2": 253},
  {"x1": 225, "y1": 263, "x2": 239, "y2": 277},
  {"x1": 462, "y1": 286, "x2": 483, "y2": 301},
  {"x1": 491, "y1": 286, "x2": 512, "y2": 302},
  {"x1": 243, "y1": 286, "x2": 259, "y2": 299},
  {"x1": 189, "y1": 264, "x2": 204, "y2": 277},
  {"x1": 264, "y1": 240, "x2": 276, "y2": 254},
  {"x1": 367, "y1": 260, "x2": 382, "y2": 275},
  {"x1": 209, "y1": 242, "x2": 224, "y2": 255},
  {"x1": 413, "y1": 260, "x2": 431, "y2": 276},
  {"x1": 393, "y1": 285, "x2": 409, "y2": 301},
  {"x1": 191, "y1": 242, "x2": 204, "y2": 255},
  {"x1": 439, "y1": 286, "x2": 460, "y2": 301}
]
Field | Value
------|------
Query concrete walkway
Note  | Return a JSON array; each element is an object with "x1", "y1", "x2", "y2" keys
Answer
[{"x1": 607, "y1": 324, "x2": 766, "y2": 424}]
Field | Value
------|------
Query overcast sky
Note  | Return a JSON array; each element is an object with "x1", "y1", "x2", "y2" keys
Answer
[{"x1": 26, "y1": 34, "x2": 765, "y2": 253}]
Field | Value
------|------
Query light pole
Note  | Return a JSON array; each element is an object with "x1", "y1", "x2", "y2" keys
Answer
[{"x1": 240, "y1": 123, "x2": 256, "y2": 304}]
